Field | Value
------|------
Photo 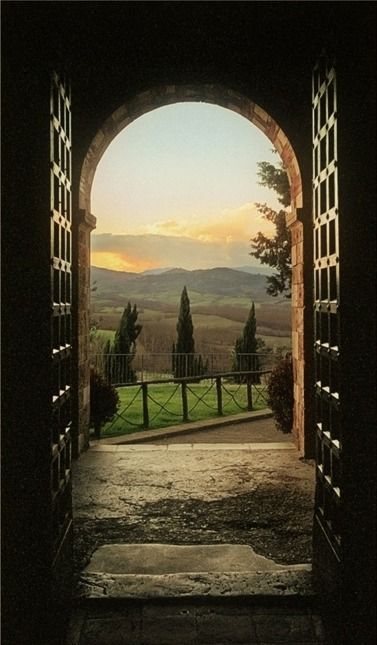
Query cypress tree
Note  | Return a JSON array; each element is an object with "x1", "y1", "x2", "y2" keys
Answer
[
  {"x1": 241, "y1": 301, "x2": 258, "y2": 355},
  {"x1": 112, "y1": 302, "x2": 142, "y2": 383},
  {"x1": 174, "y1": 286, "x2": 195, "y2": 377},
  {"x1": 233, "y1": 301, "x2": 260, "y2": 383}
]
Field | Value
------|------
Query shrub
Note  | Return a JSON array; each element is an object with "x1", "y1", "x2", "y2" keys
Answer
[
  {"x1": 90, "y1": 369, "x2": 120, "y2": 439},
  {"x1": 267, "y1": 353, "x2": 293, "y2": 433}
]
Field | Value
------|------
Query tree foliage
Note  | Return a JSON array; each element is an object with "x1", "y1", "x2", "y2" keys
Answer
[
  {"x1": 233, "y1": 301, "x2": 260, "y2": 383},
  {"x1": 173, "y1": 286, "x2": 207, "y2": 378},
  {"x1": 105, "y1": 302, "x2": 142, "y2": 383},
  {"x1": 250, "y1": 160, "x2": 292, "y2": 298},
  {"x1": 114, "y1": 302, "x2": 142, "y2": 353},
  {"x1": 176, "y1": 286, "x2": 195, "y2": 354},
  {"x1": 267, "y1": 353, "x2": 293, "y2": 433},
  {"x1": 173, "y1": 286, "x2": 195, "y2": 377},
  {"x1": 255, "y1": 161, "x2": 291, "y2": 208},
  {"x1": 90, "y1": 369, "x2": 119, "y2": 439}
]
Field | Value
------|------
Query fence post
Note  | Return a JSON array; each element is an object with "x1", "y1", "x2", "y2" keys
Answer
[
  {"x1": 216, "y1": 376, "x2": 223, "y2": 415},
  {"x1": 181, "y1": 381, "x2": 188, "y2": 422},
  {"x1": 247, "y1": 375, "x2": 253, "y2": 411},
  {"x1": 142, "y1": 383, "x2": 149, "y2": 428}
]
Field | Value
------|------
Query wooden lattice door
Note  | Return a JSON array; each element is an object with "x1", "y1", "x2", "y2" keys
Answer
[
  {"x1": 312, "y1": 57, "x2": 341, "y2": 560},
  {"x1": 50, "y1": 72, "x2": 73, "y2": 567}
]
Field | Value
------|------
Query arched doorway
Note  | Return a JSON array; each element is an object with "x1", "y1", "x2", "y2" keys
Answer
[{"x1": 75, "y1": 84, "x2": 309, "y2": 457}]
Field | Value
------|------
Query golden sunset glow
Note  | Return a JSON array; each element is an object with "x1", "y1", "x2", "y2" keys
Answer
[
  {"x1": 91, "y1": 252, "x2": 159, "y2": 273},
  {"x1": 144, "y1": 203, "x2": 274, "y2": 242},
  {"x1": 91, "y1": 103, "x2": 281, "y2": 272}
]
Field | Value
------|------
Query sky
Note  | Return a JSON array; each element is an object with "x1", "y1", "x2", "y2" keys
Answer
[{"x1": 91, "y1": 102, "x2": 281, "y2": 272}]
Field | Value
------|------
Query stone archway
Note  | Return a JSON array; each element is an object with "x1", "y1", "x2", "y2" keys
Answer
[{"x1": 76, "y1": 84, "x2": 308, "y2": 456}]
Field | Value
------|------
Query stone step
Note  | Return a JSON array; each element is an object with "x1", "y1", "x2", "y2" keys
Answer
[
  {"x1": 78, "y1": 543, "x2": 313, "y2": 600},
  {"x1": 68, "y1": 543, "x2": 327, "y2": 644},
  {"x1": 67, "y1": 597, "x2": 326, "y2": 645}
]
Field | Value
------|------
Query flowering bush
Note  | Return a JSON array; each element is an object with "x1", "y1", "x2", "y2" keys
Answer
[{"x1": 267, "y1": 354, "x2": 293, "y2": 433}]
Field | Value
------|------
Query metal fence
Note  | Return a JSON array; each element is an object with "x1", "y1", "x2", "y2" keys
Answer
[{"x1": 90, "y1": 352, "x2": 278, "y2": 386}]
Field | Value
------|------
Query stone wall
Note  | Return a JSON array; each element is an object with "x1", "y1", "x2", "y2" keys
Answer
[
  {"x1": 75, "y1": 210, "x2": 96, "y2": 455},
  {"x1": 289, "y1": 219, "x2": 305, "y2": 453}
]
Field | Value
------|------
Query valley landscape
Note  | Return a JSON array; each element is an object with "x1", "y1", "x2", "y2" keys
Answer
[{"x1": 90, "y1": 265, "x2": 292, "y2": 357}]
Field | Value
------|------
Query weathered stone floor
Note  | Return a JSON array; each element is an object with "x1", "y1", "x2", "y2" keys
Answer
[
  {"x1": 72, "y1": 420, "x2": 315, "y2": 573},
  {"x1": 68, "y1": 419, "x2": 326, "y2": 644}
]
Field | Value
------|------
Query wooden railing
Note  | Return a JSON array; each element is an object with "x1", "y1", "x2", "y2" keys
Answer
[
  {"x1": 104, "y1": 369, "x2": 271, "y2": 432},
  {"x1": 90, "y1": 352, "x2": 276, "y2": 386}
]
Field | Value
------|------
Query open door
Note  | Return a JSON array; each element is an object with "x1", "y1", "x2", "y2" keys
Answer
[
  {"x1": 312, "y1": 54, "x2": 342, "y2": 628},
  {"x1": 50, "y1": 71, "x2": 73, "y2": 601}
]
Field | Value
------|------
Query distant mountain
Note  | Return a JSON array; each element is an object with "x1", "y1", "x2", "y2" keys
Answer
[
  {"x1": 234, "y1": 265, "x2": 274, "y2": 276},
  {"x1": 141, "y1": 267, "x2": 176, "y2": 275},
  {"x1": 91, "y1": 265, "x2": 272, "y2": 306},
  {"x1": 140, "y1": 265, "x2": 274, "y2": 277}
]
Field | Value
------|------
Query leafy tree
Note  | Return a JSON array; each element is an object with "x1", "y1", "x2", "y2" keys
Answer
[
  {"x1": 90, "y1": 369, "x2": 119, "y2": 439},
  {"x1": 233, "y1": 301, "x2": 260, "y2": 383},
  {"x1": 250, "y1": 160, "x2": 292, "y2": 298},
  {"x1": 255, "y1": 161, "x2": 290, "y2": 207},
  {"x1": 109, "y1": 302, "x2": 142, "y2": 383}
]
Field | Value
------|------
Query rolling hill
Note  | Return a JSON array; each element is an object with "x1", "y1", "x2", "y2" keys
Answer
[
  {"x1": 91, "y1": 265, "x2": 273, "y2": 306},
  {"x1": 90, "y1": 265, "x2": 291, "y2": 354}
]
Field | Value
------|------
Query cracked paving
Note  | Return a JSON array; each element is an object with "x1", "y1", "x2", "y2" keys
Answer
[{"x1": 72, "y1": 433, "x2": 315, "y2": 581}]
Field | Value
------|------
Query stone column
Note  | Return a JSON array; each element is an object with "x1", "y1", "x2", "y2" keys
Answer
[
  {"x1": 289, "y1": 218, "x2": 305, "y2": 452},
  {"x1": 287, "y1": 208, "x2": 314, "y2": 457},
  {"x1": 74, "y1": 210, "x2": 96, "y2": 456}
]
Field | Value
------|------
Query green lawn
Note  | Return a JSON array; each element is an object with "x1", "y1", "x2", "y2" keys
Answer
[
  {"x1": 101, "y1": 381, "x2": 269, "y2": 438},
  {"x1": 96, "y1": 329, "x2": 116, "y2": 342}
]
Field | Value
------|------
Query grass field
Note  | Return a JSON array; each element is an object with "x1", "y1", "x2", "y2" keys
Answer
[
  {"x1": 93, "y1": 325, "x2": 290, "y2": 356},
  {"x1": 100, "y1": 381, "x2": 269, "y2": 438},
  {"x1": 92, "y1": 297, "x2": 291, "y2": 348},
  {"x1": 91, "y1": 266, "x2": 292, "y2": 355},
  {"x1": 95, "y1": 329, "x2": 116, "y2": 342}
]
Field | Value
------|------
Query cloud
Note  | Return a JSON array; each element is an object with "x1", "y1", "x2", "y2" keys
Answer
[
  {"x1": 153, "y1": 219, "x2": 180, "y2": 232},
  {"x1": 91, "y1": 227, "x2": 271, "y2": 273},
  {"x1": 91, "y1": 203, "x2": 276, "y2": 272},
  {"x1": 139, "y1": 202, "x2": 275, "y2": 243},
  {"x1": 90, "y1": 251, "x2": 157, "y2": 273}
]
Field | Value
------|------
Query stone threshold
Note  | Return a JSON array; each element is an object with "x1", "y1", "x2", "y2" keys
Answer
[
  {"x1": 90, "y1": 441, "x2": 295, "y2": 452},
  {"x1": 95, "y1": 409, "x2": 273, "y2": 445},
  {"x1": 77, "y1": 544, "x2": 313, "y2": 601},
  {"x1": 78, "y1": 568, "x2": 313, "y2": 600}
]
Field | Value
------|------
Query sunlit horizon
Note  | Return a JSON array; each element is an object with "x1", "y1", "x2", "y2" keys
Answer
[{"x1": 91, "y1": 102, "x2": 281, "y2": 273}]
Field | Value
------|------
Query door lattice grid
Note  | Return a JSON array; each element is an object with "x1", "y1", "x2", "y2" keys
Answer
[
  {"x1": 50, "y1": 72, "x2": 72, "y2": 557},
  {"x1": 313, "y1": 58, "x2": 341, "y2": 557}
]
